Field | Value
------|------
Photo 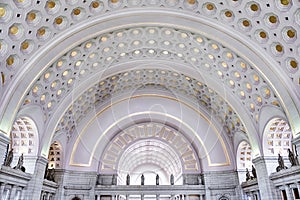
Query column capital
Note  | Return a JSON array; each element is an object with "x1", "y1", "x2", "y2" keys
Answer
[
  {"x1": 0, "y1": 132, "x2": 10, "y2": 144},
  {"x1": 36, "y1": 156, "x2": 48, "y2": 165},
  {"x1": 252, "y1": 156, "x2": 265, "y2": 165},
  {"x1": 292, "y1": 135, "x2": 300, "y2": 146}
]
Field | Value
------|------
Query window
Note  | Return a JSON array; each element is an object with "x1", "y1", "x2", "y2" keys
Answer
[
  {"x1": 236, "y1": 141, "x2": 253, "y2": 184},
  {"x1": 48, "y1": 141, "x2": 62, "y2": 169},
  {"x1": 264, "y1": 118, "x2": 292, "y2": 156},
  {"x1": 11, "y1": 117, "x2": 38, "y2": 155},
  {"x1": 237, "y1": 141, "x2": 252, "y2": 169}
]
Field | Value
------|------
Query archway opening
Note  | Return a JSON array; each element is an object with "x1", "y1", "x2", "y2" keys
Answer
[{"x1": 117, "y1": 139, "x2": 183, "y2": 185}]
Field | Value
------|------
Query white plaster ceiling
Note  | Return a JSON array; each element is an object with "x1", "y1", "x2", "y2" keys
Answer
[{"x1": 0, "y1": 0, "x2": 299, "y2": 172}]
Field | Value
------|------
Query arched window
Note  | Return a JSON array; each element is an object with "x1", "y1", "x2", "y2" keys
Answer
[
  {"x1": 236, "y1": 141, "x2": 252, "y2": 184},
  {"x1": 11, "y1": 117, "x2": 38, "y2": 155},
  {"x1": 237, "y1": 141, "x2": 252, "y2": 169},
  {"x1": 48, "y1": 141, "x2": 62, "y2": 169},
  {"x1": 264, "y1": 118, "x2": 292, "y2": 156}
]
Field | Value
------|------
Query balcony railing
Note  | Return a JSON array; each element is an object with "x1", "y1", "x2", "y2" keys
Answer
[{"x1": 95, "y1": 185, "x2": 205, "y2": 200}]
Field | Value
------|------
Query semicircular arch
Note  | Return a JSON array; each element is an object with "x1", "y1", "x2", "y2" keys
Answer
[
  {"x1": 67, "y1": 94, "x2": 233, "y2": 172},
  {"x1": 2, "y1": 11, "x2": 298, "y2": 162},
  {"x1": 100, "y1": 122, "x2": 199, "y2": 175}
]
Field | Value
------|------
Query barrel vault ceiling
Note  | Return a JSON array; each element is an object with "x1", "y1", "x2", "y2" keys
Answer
[{"x1": 0, "y1": 0, "x2": 300, "y2": 171}]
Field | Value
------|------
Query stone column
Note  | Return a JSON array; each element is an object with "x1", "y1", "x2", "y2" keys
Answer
[
  {"x1": 256, "y1": 191, "x2": 261, "y2": 200},
  {"x1": 46, "y1": 192, "x2": 51, "y2": 200},
  {"x1": 23, "y1": 156, "x2": 48, "y2": 200},
  {"x1": 251, "y1": 191, "x2": 256, "y2": 200},
  {"x1": 292, "y1": 136, "x2": 300, "y2": 165},
  {"x1": 252, "y1": 157, "x2": 277, "y2": 200},
  {"x1": 4, "y1": 185, "x2": 12, "y2": 200},
  {"x1": 9, "y1": 185, "x2": 17, "y2": 200},
  {"x1": 20, "y1": 187, "x2": 26, "y2": 200},
  {"x1": 284, "y1": 185, "x2": 292, "y2": 200},
  {"x1": 0, "y1": 133, "x2": 10, "y2": 165},
  {"x1": 0, "y1": 182, "x2": 6, "y2": 197}
]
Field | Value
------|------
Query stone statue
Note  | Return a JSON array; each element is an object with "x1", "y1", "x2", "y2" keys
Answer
[
  {"x1": 252, "y1": 165, "x2": 257, "y2": 179},
  {"x1": 246, "y1": 168, "x2": 251, "y2": 181},
  {"x1": 156, "y1": 174, "x2": 159, "y2": 185},
  {"x1": 183, "y1": 175, "x2": 188, "y2": 185},
  {"x1": 14, "y1": 153, "x2": 24, "y2": 170},
  {"x1": 288, "y1": 148, "x2": 297, "y2": 166},
  {"x1": 277, "y1": 153, "x2": 287, "y2": 172},
  {"x1": 126, "y1": 174, "x2": 130, "y2": 185},
  {"x1": 4, "y1": 148, "x2": 14, "y2": 167},
  {"x1": 112, "y1": 174, "x2": 117, "y2": 185},
  {"x1": 141, "y1": 174, "x2": 145, "y2": 185},
  {"x1": 44, "y1": 163, "x2": 49, "y2": 179},
  {"x1": 170, "y1": 174, "x2": 174, "y2": 185},
  {"x1": 46, "y1": 168, "x2": 55, "y2": 182},
  {"x1": 197, "y1": 175, "x2": 202, "y2": 185}
]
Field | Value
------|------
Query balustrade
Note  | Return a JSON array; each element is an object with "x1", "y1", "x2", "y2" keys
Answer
[{"x1": 95, "y1": 185, "x2": 205, "y2": 200}]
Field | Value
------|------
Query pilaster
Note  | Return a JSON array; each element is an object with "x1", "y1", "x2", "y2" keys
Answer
[
  {"x1": 292, "y1": 135, "x2": 300, "y2": 165},
  {"x1": 252, "y1": 156, "x2": 277, "y2": 200},
  {"x1": 23, "y1": 156, "x2": 48, "y2": 200},
  {"x1": 0, "y1": 132, "x2": 10, "y2": 166}
]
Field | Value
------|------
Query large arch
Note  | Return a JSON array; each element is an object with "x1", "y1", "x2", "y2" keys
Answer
[
  {"x1": 116, "y1": 137, "x2": 183, "y2": 185},
  {"x1": 0, "y1": 11, "x2": 299, "y2": 160},
  {"x1": 67, "y1": 94, "x2": 233, "y2": 172},
  {"x1": 100, "y1": 123, "x2": 199, "y2": 174}
]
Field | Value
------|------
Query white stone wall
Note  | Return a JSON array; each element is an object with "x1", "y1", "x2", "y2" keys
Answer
[
  {"x1": 203, "y1": 170, "x2": 242, "y2": 200},
  {"x1": 54, "y1": 169, "x2": 97, "y2": 200}
]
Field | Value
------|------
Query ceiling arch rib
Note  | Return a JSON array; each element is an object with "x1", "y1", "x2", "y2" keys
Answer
[
  {"x1": 55, "y1": 68, "x2": 246, "y2": 140},
  {"x1": 0, "y1": 1, "x2": 299, "y2": 90},
  {"x1": 68, "y1": 95, "x2": 232, "y2": 171},
  {"x1": 39, "y1": 58, "x2": 254, "y2": 161},
  {"x1": 101, "y1": 123, "x2": 198, "y2": 174},
  {"x1": 3, "y1": 10, "x2": 294, "y2": 161},
  {"x1": 17, "y1": 26, "x2": 284, "y2": 150},
  {"x1": 117, "y1": 139, "x2": 182, "y2": 177},
  {"x1": 117, "y1": 140, "x2": 181, "y2": 185},
  {"x1": 21, "y1": 26, "x2": 282, "y2": 129}
]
